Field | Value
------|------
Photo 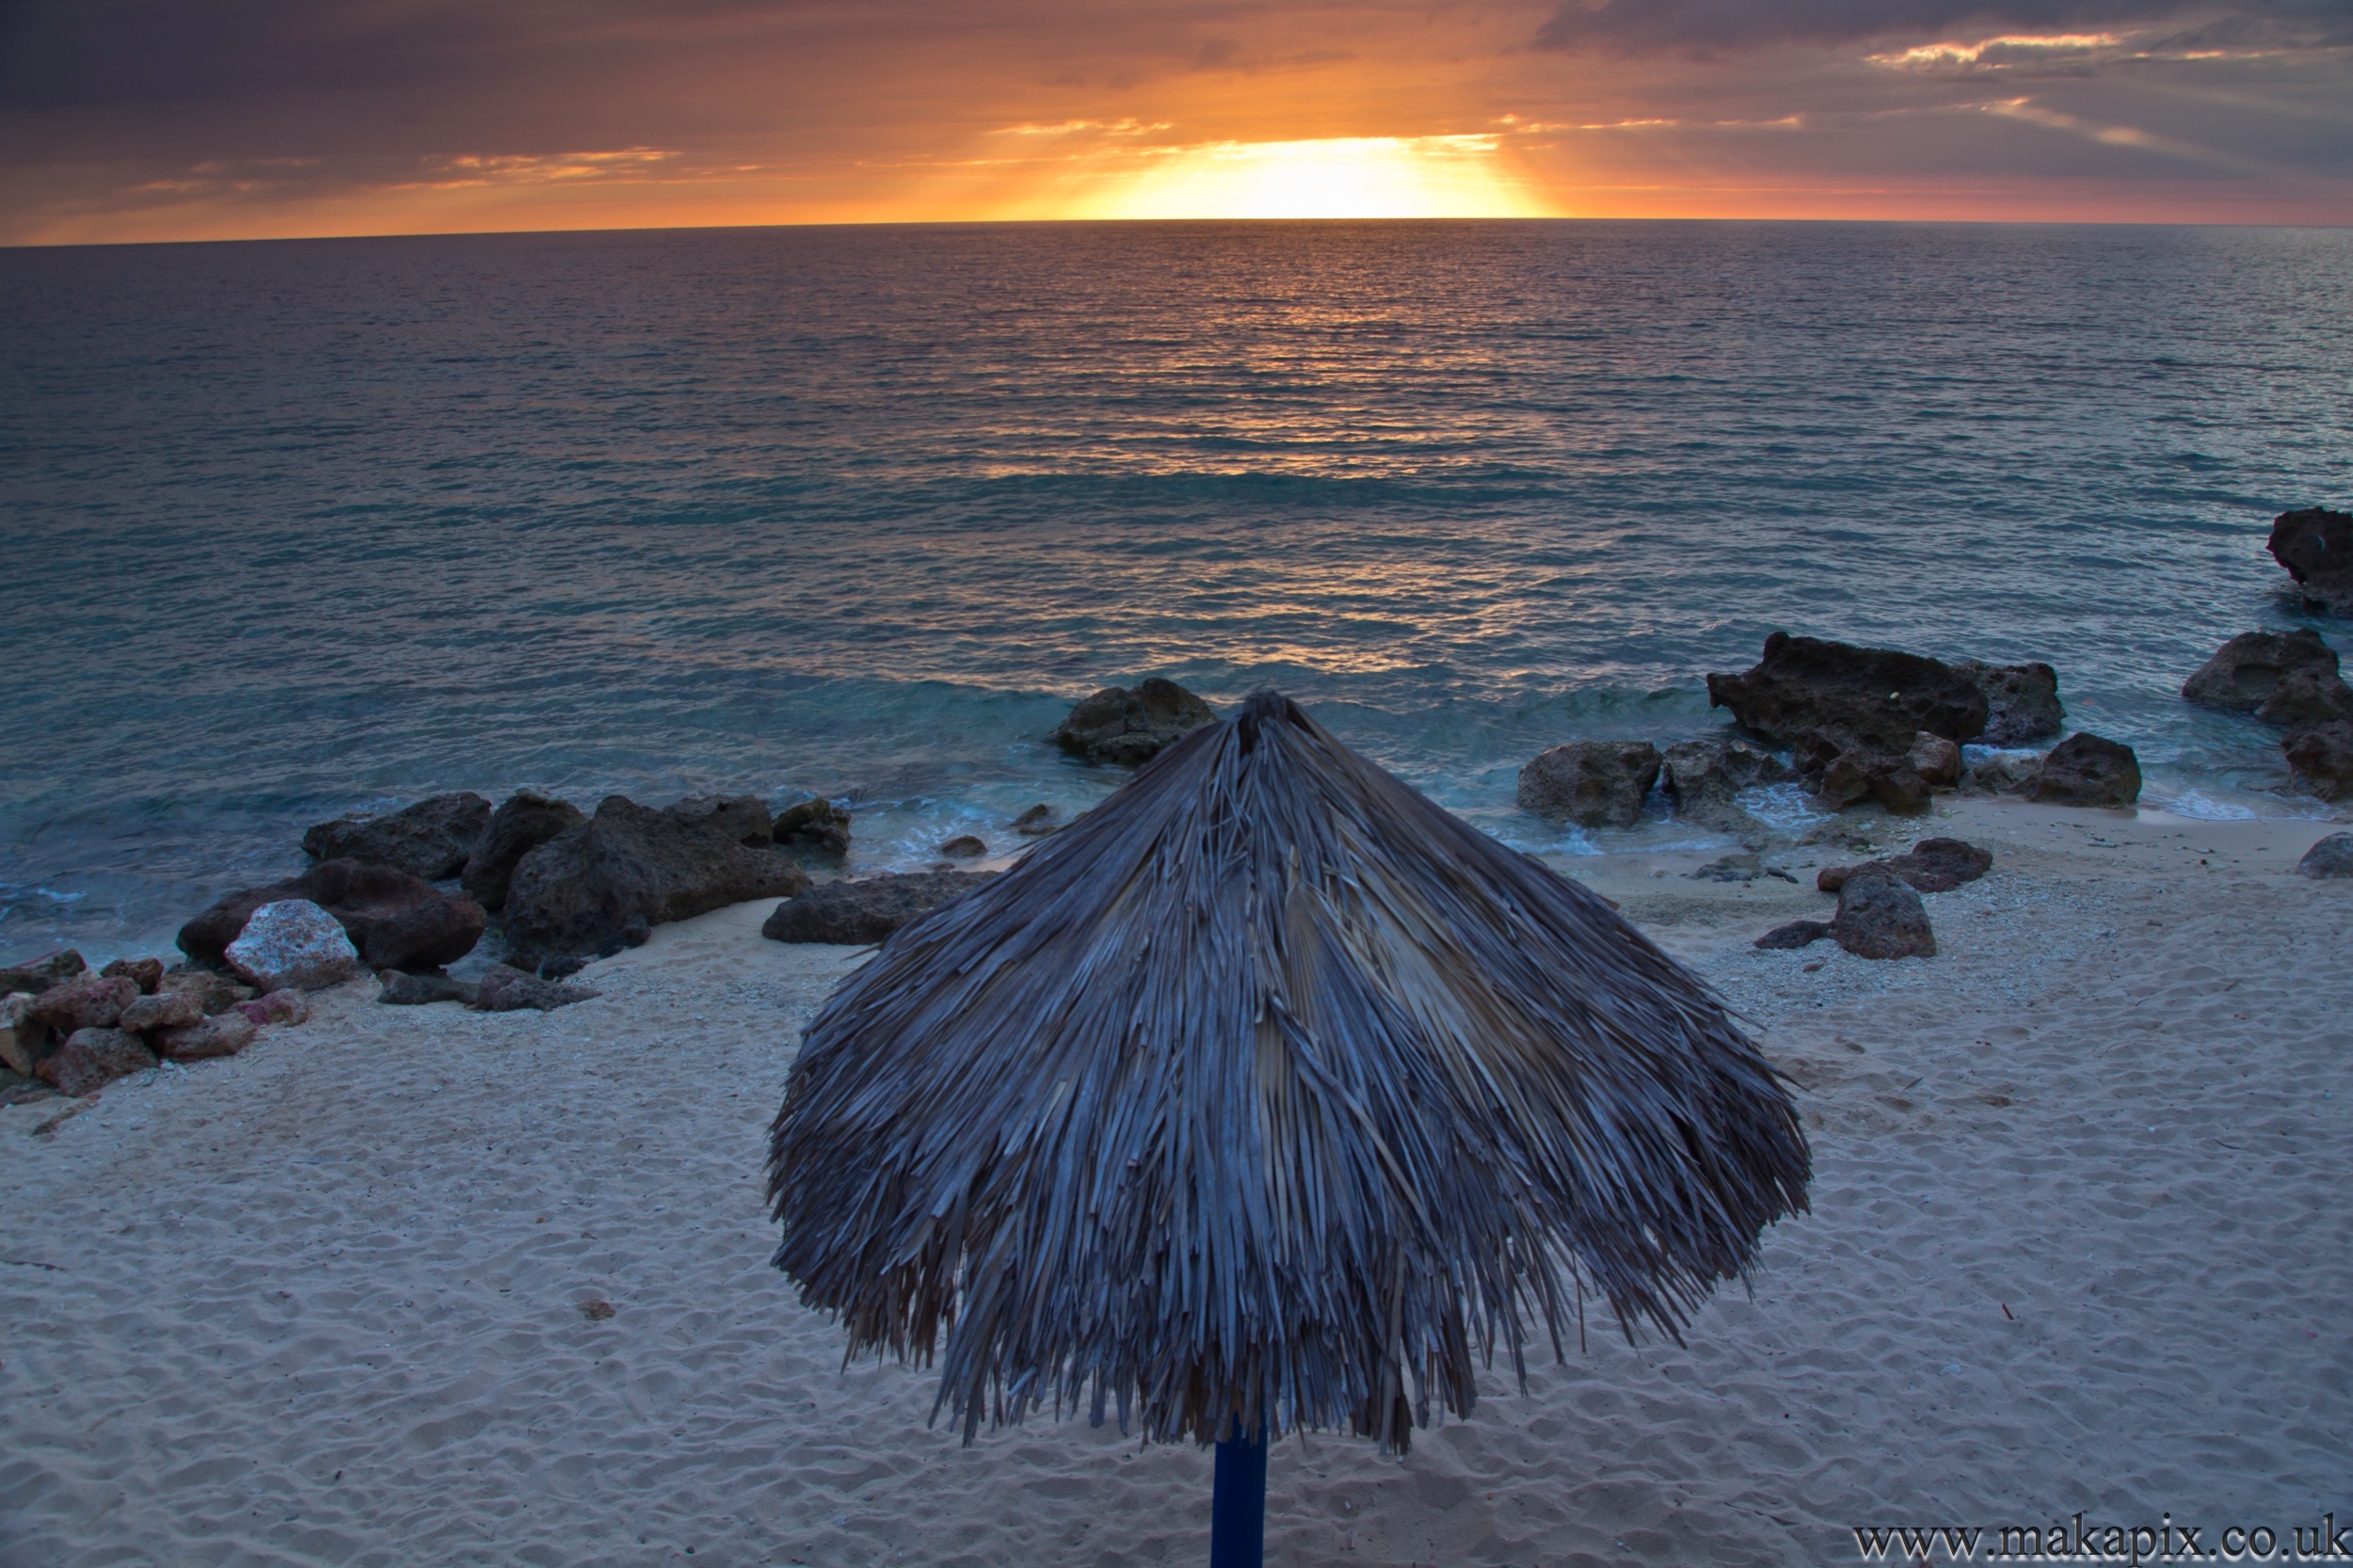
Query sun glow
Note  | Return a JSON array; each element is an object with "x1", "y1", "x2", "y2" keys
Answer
[{"x1": 1062, "y1": 136, "x2": 1552, "y2": 220}]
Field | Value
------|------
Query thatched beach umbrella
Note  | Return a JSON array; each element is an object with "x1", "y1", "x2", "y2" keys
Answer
[{"x1": 767, "y1": 692, "x2": 1809, "y2": 1562}]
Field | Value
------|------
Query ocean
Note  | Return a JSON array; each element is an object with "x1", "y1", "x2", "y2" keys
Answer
[{"x1": 3, "y1": 218, "x2": 2348, "y2": 960}]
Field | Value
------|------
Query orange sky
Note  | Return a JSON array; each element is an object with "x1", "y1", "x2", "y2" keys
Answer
[{"x1": 2, "y1": 1, "x2": 2347, "y2": 245}]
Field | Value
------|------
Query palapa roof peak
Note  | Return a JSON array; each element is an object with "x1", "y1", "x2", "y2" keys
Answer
[{"x1": 768, "y1": 691, "x2": 1809, "y2": 1453}]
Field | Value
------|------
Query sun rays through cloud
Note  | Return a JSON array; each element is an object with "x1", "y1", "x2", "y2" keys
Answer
[{"x1": 1030, "y1": 135, "x2": 1556, "y2": 221}]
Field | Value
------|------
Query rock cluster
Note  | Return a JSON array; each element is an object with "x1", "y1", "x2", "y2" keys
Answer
[
  {"x1": 1757, "y1": 837, "x2": 1991, "y2": 961},
  {"x1": 1, "y1": 950, "x2": 307, "y2": 1098},
  {"x1": 181, "y1": 860, "x2": 484, "y2": 976},
  {"x1": 1051, "y1": 679, "x2": 1216, "y2": 766},
  {"x1": 762, "y1": 872, "x2": 997, "y2": 946},
  {"x1": 2181, "y1": 627, "x2": 2353, "y2": 802}
]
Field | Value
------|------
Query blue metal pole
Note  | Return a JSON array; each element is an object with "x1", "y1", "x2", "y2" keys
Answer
[{"x1": 1209, "y1": 1415, "x2": 1268, "y2": 1568}]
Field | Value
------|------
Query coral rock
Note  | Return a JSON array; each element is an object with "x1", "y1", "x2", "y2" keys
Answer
[
  {"x1": 1517, "y1": 741, "x2": 1662, "y2": 829},
  {"x1": 1050, "y1": 678, "x2": 1217, "y2": 766},
  {"x1": 223, "y1": 900, "x2": 363, "y2": 992},
  {"x1": 302, "y1": 792, "x2": 493, "y2": 880}
]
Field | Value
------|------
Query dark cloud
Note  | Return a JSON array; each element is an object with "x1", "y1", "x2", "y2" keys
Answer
[{"x1": 1530, "y1": 0, "x2": 2352, "y2": 54}]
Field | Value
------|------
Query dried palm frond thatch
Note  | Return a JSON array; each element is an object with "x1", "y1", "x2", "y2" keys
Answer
[{"x1": 767, "y1": 692, "x2": 1809, "y2": 1455}]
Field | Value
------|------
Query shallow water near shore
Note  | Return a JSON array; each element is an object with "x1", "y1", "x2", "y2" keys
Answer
[{"x1": 3, "y1": 219, "x2": 2350, "y2": 957}]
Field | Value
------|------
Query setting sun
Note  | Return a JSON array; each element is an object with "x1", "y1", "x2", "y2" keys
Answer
[{"x1": 1058, "y1": 135, "x2": 1556, "y2": 221}]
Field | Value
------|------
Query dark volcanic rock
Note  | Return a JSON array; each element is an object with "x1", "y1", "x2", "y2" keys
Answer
[
  {"x1": 1832, "y1": 868, "x2": 1936, "y2": 960},
  {"x1": 502, "y1": 796, "x2": 809, "y2": 965},
  {"x1": 179, "y1": 860, "x2": 487, "y2": 974},
  {"x1": 762, "y1": 872, "x2": 997, "y2": 946},
  {"x1": 1661, "y1": 739, "x2": 1792, "y2": 826},
  {"x1": 2023, "y1": 734, "x2": 2141, "y2": 807},
  {"x1": 1050, "y1": 678, "x2": 1217, "y2": 766},
  {"x1": 1010, "y1": 804, "x2": 1060, "y2": 838},
  {"x1": 377, "y1": 970, "x2": 480, "y2": 1006},
  {"x1": 2268, "y1": 506, "x2": 2353, "y2": 616},
  {"x1": 463, "y1": 791, "x2": 588, "y2": 911},
  {"x1": 2257, "y1": 666, "x2": 2353, "y2": 728},
  {"x1": 1906, "y1": 732, "x2": 1962, "y2": 789},
  {"x1": 1953, "y1": 660, "x2": 2064, "y2": 745},
  {"x1": 938, "y1": 835, "x2": 986, "y2": 859},
  {"x1": 0, "y1": 950, "x2": 87, "y2": 998},
  {"x1": 2283, "y1": 721, "x2": 2353, "y2": 803},
  {"x1": 1753, "y1": 920, "x2": 1831, "y2": 951},
  {"x1": 664, "y1": 794, "x2": 773, "y2": 848},
  {"x1": 2181, "y1": 629, "x2": 2338, "y2": 712},
  {"x1": 1815, "y1": 748, "x2": 1932, "y2": 816},
  {"x1": 1706, "y1": 633, "x2": 1989, "y2": 752},
  {"x1": 2297, "y1": 833, "x2": 2353, "y2": 878},
  {"x1": 773, "y1": 794, "x2": 851, "y2": 859},
  {"x1": 471, "y1": 964, "x2": 599, "y2": 1013},
  {"x1": 1517, "y1": 741, "x2": 1662, "y2": 829},
  {"x1": 1818, "y1": 838, "x2": 1992, "y2": 895},
  {"x1": 38, "y1": 1027, "x2": 157, "y2": 1094},
  {"x1": 303, "y1": 792, "x2": 493, "y2": 880}
]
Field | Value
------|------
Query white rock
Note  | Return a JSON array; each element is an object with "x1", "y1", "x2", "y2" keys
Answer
[{"x1": 223, "y1": 900, "x2": 360, "y2": 993}]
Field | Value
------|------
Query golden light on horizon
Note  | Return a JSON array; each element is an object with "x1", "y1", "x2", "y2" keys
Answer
[{"x1": 1056, "y1": 136, "x2": 1556, "y2": 221}]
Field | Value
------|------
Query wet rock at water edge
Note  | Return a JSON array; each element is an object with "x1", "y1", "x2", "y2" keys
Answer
[
  {"x1": 1660, "y1": 739, "x2": 1792, "y2": 828},
  {"x1": 1050, "y1": 678, "x2": 1217, "y2": 766},
  {"x1": 2267, "y1": 506, "x2": 2353, "y2": 616},
  {"x1": 2022, "y1": 734, "x2": 2141, "y2": 808},
  {"x1": 2181, "y1": 629, "x2": 2338, "y2": 713},
  {"x1": 938, "y1": 835, "x2": 986, "y2": 859},
  {"x1": 1952, "y1": 660, "x2": 2065, "y2": 746},
  {"x1": 1753, "y1": 920, "x2": 1831, "y2": 951},
  {"x1": 1906, "y1": 732, "x2": 1962, "y2": 789},
  {"x1": 2283, "y1": 721, "x2": 2353, "y2": 803},
  {"x1": 181, "y1": 859, "x2": 487, "y2": 974},
  {"x1": 471, "y1": 965, "x2": 600, "y2": 1013},
  {"x1": 500, "y1": 795, "x2": 808, "y2": 966},
  {"x1": 2297, "y1": 833, "x2": 2353, "y2": 878},
  {"x1": 37, "y1": 1027, "x2": 158, "y2": 1095},
  {"x1": 223, "y1": 900, "x2": 363, "y2": 992},
  {"x1": 762, "y1": 872, "x2": 999, "y2": 946},
  {"x1": 463, "y1": 792, "x2": 588, "y2": 912},
  {"x1": 1706, "y1": 633, "x2": 1989, "y2": 754},
  {"x1": 303, "y1": 792, "x2": 493, "y2": 881},
  {"x1": 1517, "y1": 741, "x2": 1661, "y2": 830},
  {"x1": 1813, "y1": 748, "x2": 1932, "y2": 817},
  {"x1": 2256, "y1": 666, "x2": 2353, "y2": 729},
  {"x1": 378, "y1": 970, "x2": 481, "y2": 1006},
  {"x1": 0, "y1": 950, "x2": 86, "y2": 999},
  {"x1": 1010, "y1": 804, "x2": 1059, "y2": 838},
  {"x1": 154, "y1": 1012, "x2": 258, "y2": 1062},
  {"x1": 664, "y1": 794, "x2": 773, "y2": 849},
  {"x1": 772, "y1": 794, "x2": 851, "y2": 860},
  {"x1": 1832, "y1": 868, "x2": 1937, "y2": 960}
]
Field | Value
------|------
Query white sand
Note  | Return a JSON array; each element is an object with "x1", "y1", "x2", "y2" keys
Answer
[{"x1": 5, "y1": 798, "x2": 2350, "y2": 1566}]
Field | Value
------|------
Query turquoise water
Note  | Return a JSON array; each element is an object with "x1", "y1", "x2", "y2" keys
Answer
[{"x1": 3, "y1": 219, "x2": 2349, "y2": 957}]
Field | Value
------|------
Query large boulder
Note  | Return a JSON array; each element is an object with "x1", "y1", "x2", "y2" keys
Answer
[
  {"x1": 2297, "y1": 833, "x2": 2353, "y2": 878},
  {"x1": 2181, "y1": 629, "x2": 2338, "y2": 712},
  {"x1": 762, "y1": 872, "x2": 996, "y2": 946},
  {"x1": 664, "y1": 794, "x2": 773, "y2": 848},
  {"x1": 224, "y1": 900, "x2": 364, "y2": 992},
  {"x1": 0, "y1": 950, "x2": 86, "y2": 998},
  {"x1": 1832, "y1": 867, "x2": 1936, "y2": 960},
  {"x1": 302, "y1": 792, "x2": 492, "y2": 880},
  {"x1": 2023, "y1": 733, "x2": 2140, "y2": 807},
  {"x1": 36, "y1": 1027, "x2": 156, "y2": 1095},
  {"x1": 1818, "y1": 838, "x2": 1992, "y2": 895},
  {"x1": 1706, "y1": 633, "x2": 1989, "y2": 753},
  {"x1": 1517, "y1": 741, "x2": 1661, "y2": 829},
  {"x1": 181, "y1": 860, "x2": 486, "y2": 974},
  {"x1": 462, "y1": 791, "x2": 587, "y2": 912},
  {"x1": 2257, "y1": 666, "x2": 2353, "y2": 728},
  {"x1": 1050, "y1": 679, "x2": 1216, "y2": 766},
  {"x1": 773, "y1": 794, "x2": 851, "y2": 860},
  {"x1": 2283, "y1": 721, "x2": 2353, "y2": 802},
  {"x1": 502, "y1": 795, "x2": 809, "y2": 965},
  {"x1": 1952, "y1": 660, "x2": 2064, "y2": 745},
  {"x1": 1660, "y1": 738, "x2": 1792, "y2": 827},
  {"x1": 2267, "y1": 506, "x2": 2353, "y2": 616}
]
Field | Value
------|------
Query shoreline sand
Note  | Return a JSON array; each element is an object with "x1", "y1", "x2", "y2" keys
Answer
[{"x1": 5, "y1": 797, "x2": 2349, "y2": 1566}]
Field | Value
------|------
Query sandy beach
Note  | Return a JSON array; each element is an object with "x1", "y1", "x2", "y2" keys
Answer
[{"x1": 5, "y1": 794, "x2": 2349, "y2": 1567}]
